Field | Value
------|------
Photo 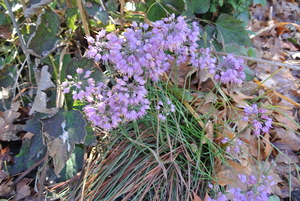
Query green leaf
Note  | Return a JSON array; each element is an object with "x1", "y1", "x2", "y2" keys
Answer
[
  {"x1": 94, "y1": 11, "x2": 109, "y2": 25},
  {"x1": 215, "y1": 14, "x2": 253, "y2": 47},
  {"x1": 147, "y1": 1, "x2": 178, "y2": 22},
  {"x1": 84, "y1": 124, "x2": 96, "y2": 146},
  {"x1": 0, "y1": 12, "x2": 12, "y2": 26},
  {"x1": 23, "y1": 118, "x2": 46, "y2": 162},
  {"x1": 193, "y1": 0, "x2": 210, "y2": 14},
  {"x1": 66, "y1": 8, "x2": 78, "y2": 31},
  {"x1": 40, "y1": 109, "x2": 87, "y2": 176},
  {"x1": 65, "y1": 57, "x2": 109, "y2": 84},
  {"x1": 85, "y1": 1, "x2": 108, "y2": 24},
  {"x1": 27, "y1": 9, "x2": 60, "y2": 56},
  {"x1": 9, "y1": 138, "x2": 34, "y2": 175},
  {"x1": 244, "y1": 65, "x2": 255, "y2": 81},
  {"x1": 268, "y1": 195, "x2": 280, "y2": 201},
  {"x1": 125, "y1": 2, "x2": 136, "y2": 11},
  {"x1": 147, "y1": 2, "x2": 168, "y2": 22},
  {"x1": 58, "y1": 144, "x2": 84, "y2": 181},
  {"x1": 0, "y1": 64, "x2": 17, "y2": 88},
  {"x1": 162, "y1": 0, "x2": 186, "y2": 13},
  {"x1": 183, "y1": 0, "x2": 210, "y2": 16},
  {"x1": 65, "y1": 110, "x2": 88, "y2": 144},
  {"x1": 254, "y1": 0, "x2": 266, "y2": 6}
]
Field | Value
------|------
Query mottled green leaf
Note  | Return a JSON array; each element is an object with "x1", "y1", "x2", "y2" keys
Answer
[
  {"x1": 23, "y1": 118, "x2": 46, "y2": 161},
  {"x1": 215, "y1": 14, "x2": 252, "y2": 46},
  {"x1": 9, "y1": 138, "x2": 34, "y2": 175},
  {"x1": 65, "y1": 57, "x2": 109, "y2": 84},
  {"x1": 28, "y1": 9, "x2": 60, "y2": 56},
  {"x1": 58, "y1": 145, "x2": 84, "y2": 181},
  {"x1": 84, "y1": 124, "x2": 96, "y2": 146},
  {"x1": 85, "y1": 1, "x2": 108, "y2": 24},
  {"x1": 40, "y1": 109, "x2": 87, "y2": 176}
]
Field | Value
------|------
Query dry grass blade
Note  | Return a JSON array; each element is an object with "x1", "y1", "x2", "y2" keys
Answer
[{"x1": 78, "y1": 122, "x2": 208, "y2": 201}]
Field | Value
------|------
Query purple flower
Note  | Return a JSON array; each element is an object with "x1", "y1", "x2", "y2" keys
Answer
[
  {"x1": 238, "y1": 174, "x2": 247, "y2": 183},
  {"x1": 214, "y1": 54, "x2": 245, "y2": 85},
  {"x1": 243, "y1": 104, "x2": 273, "y2": 136},
  {"x1": 86, "y1": 36, "x2": 95, "y2": 43}
]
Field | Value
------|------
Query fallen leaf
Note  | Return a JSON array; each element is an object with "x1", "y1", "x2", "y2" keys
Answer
[
  {"x1": 262, "y1": 133, "x2": 273, "y2": 160},
  {"x1": 15, "y1": 178, "x2": 31, "y2": 201},
  {"x1": 0, "y1": 181, "x2": 13, "y2": 197},
  {"x1": 29, "y1": 66, "x2": 58, "y2": 115},
  {"x1": 0, "y1": 101, "x2": 23, "y2": 141},
  {"x1": 273, "y1": 127, "x2": 300, "y2": 152},
  {"x1": 193, "y1": 192, "x2": 202, "y2": 201},
  {"x1": 204, "y1": 121, "x2": 214, "y2": 143}
]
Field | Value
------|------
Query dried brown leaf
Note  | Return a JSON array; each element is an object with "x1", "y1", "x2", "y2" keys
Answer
[
  {"x1": 0, "y1": 101, "x2": 22, "y2": 141},
  {"x1": 0, "y1": 180, "x2": 14, "y2": 197},
  {"x1": 15, "y1": 178, "x2": 31, "y2": 201},
  {"x1": 262, "y1": 133, "x2": 273, "y2": 160},
  {"x1": 29, "y1": 66, "x2": 58, "y2": 115},
  {"x1": 204, "y1": 121, "x2": 214, "y2": 143},
  {"x1": 193, "y1": 192, "x2": 202, "y2": 201},
  {"x1": 273, "y1": 127, "x2": 300, "y2": 152}
]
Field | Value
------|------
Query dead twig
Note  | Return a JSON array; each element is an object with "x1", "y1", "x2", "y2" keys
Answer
[{"x1": 216, "y1": 52, "x2": 300, "y2": 71}]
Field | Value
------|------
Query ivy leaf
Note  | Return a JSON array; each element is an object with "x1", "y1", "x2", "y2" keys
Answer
[
  {"x1": 27, "y1": 9, "x2": 60, "y2": 56},
  {"x1": 215, "y1": 14, "x2": 253, "y2": 47}
]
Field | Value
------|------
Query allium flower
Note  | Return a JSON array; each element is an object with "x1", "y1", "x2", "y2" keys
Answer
[
  {"x1": 208, "y1": 174, "x2": 276, "y2": 201},
  {"x1": 61, "y1": 68, "x2": 151, "y2": 130},
  {"x1": 155, "y1": 98, "x2": 176, "y2": 121},
  {"x1": 214, "y1": 54, "x2": 245, "y2": 85},
  {"x1": 243, "y1": 104, "x2": 273, "y2": 136}
]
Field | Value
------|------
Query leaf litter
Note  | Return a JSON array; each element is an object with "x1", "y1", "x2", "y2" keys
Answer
[{"x1": 1, "y1": 0, "x2": 300, "y2": 200}]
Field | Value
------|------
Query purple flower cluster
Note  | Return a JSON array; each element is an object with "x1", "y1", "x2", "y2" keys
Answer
[
  {"x1": 208, "y1": 174, "x2": 276, "y2": 201},
  {"x1": 61, "y1": 70, "x2": 150, "y2": 130},
  {"x1": 214, "y1": 54, "x2": 246, "y2": 85},
  {"x1": 221, "y1": 137, "x2": 243, "y2": 153},
  {"x1": 62, "y1": 14, "x2": 249, "y2": 130},
  {"x1": 228, "y1": 174, "x2": 276, "y2": 201},
  {"x1": 75, "y1": 14, "x2": 202, "y2": 129},
  {"x1": 86, "y1": 13, "x2": 200, "y2": 82},
  {"x1": 190, "y1": 47, "x2": 217, "y2": 74},
  {"x1": 156, "y1": 99, "x2": 176, "y2": 121},
  {"x1": 242, "y1": 104, "x2": 273, "y2": 136}
]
